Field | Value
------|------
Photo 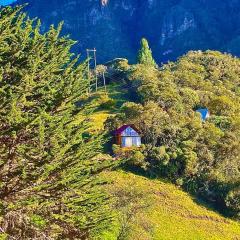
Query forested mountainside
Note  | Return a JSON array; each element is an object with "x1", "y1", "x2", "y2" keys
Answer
[{"x1": 13, "y1": 0, "x2": 240, "y2": 63}]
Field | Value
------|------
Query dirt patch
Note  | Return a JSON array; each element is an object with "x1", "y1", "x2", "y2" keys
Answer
[{"x1": 181, "y1": 213, "x2": 230, "y2": 224}]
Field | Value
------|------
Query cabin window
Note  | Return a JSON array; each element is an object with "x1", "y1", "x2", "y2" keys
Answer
[
  {"x1": 133, "y1": 136, "x2": 141, "y2": 146},
  {"x1": 122, "y1": 137, "x2": 132, "y2": 147}
]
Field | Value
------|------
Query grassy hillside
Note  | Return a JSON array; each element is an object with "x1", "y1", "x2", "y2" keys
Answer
[
  {"x1": 101, "y1": 171, "x2": 240, "y2": 240},
  {"x1": 75, "y1": 81, "x2": 240, "y2": 240},
  {"x1": 74, "y1": 83, "x2": 131, "y2": 132}
]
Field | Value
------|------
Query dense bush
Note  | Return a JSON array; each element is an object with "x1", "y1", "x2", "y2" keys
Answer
[
  {"x1": 112, "y1": 144, "x2": 148, "y2": 170},
  {"x1": 226, "y1": 188, "x2": 240, "y2": 216},
  {"x1": 98, "y1": 93, "x2": 117, "y2": 109}
]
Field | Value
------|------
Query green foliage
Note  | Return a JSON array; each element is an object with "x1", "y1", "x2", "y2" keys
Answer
[
  {"x1": 137, "y1": 38, "x2": 157, "y2": 67},
  {"x1": 112, "y1": 144, "x2": 121, "y2": 155},
  {"x1": 0, "y1": 233, "x2": 8, "y2": 240},
  {"x1": 109, "y1": 50, "x2": 240, "y2": 217},
  {"x1": 127, "y1": 150, "x2": 148, "y2": 170},
  {"x1": 226, "y1": 187, "x2": 240, "y2": 216},
  {"x1": 98, "y1": 94, "x2": 117, "y2": 110},
  {"x1": 112, "y1": 144, "x2": 148, "y2": 170},
  {"x1": 0, "y1": 6, "x2": 113, "y2": 239},
  {"x1": 30, "y1": 215, "x2": 47, "y2": 229}
]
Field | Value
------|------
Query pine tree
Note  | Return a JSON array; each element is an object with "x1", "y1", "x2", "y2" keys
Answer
[
  {"x1": 137, "y1": 38, "x2": 157, "y2": 67},
  {"x1": 0, "y1": 6, "x2": 113, "y2": 239}
]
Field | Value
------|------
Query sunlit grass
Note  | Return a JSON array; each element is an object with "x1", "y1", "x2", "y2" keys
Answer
[
  {"x1": 74, "y1": 83, "x2": 129, "y2": 132},
  {"x1": 101, "y1": 171, "x2": 240, "y2": 240}
]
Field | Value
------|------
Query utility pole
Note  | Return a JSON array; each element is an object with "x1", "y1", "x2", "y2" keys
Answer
[
  {"x1": 86, "y1": 48, "x2": 98, "y2": 93},
  {"x1": 86, "y1": 49, "x2": 91, "y2": 94},
  {"x1": 93, "y1": 48, "x2": 98, "y2": 92},
  {"x1": 103, "y1": 71, "x2": 107, "y2": 94}
]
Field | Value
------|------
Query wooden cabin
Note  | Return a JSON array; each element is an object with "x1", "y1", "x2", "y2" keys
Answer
[{"x1": 114, "y1": 125, "x2": 141, "y2": 148}]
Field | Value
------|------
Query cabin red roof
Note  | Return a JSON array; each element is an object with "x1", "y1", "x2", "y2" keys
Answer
[{"x1": 114, "y1": 124, "x2": 140, "y2": 135}]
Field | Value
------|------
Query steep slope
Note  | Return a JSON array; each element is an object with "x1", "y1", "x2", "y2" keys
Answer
[
  {"x1": 14, "y1": 0, "x2": 240, "y2": 63},
  {"x1": 101, "y1": 171, "x2": 240, "y2": 240}
]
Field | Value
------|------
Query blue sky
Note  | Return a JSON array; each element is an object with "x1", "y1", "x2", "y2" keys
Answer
[{"x1": 0, "y1": 0, "x2": 17, "y2": 6}]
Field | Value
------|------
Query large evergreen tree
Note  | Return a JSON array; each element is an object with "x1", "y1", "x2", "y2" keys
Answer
[
  {"x1": 137, "y1": 38, "x2": 157, "y2": 67},
  {"x1": 0, "y1": 6, "x2": 112, "y2": 239}
]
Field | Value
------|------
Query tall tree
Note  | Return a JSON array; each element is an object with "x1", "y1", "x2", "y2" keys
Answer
[
  {"x1": 137, "y1": 38, "x2": 157, "y2": 67},
  {"x1": 0, "y1": 6, "x2": 112, "y2": 239}
]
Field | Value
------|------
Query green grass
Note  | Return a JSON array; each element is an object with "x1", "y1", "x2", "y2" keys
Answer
[
  {"x1": 101, "y1": 171, "x2": 240, "y2": 240},
  {"x1": 74, "y1": 83, "x2": 130, "y2": 132},
  {"x1": 106, "y1": 83, "x2": 131, "y2": 109}
]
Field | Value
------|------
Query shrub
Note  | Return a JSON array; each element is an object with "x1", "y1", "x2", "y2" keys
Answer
[
  {"x1": 128, "y1": 150, "x2": 148, "y2": 170},
  {"x1": 98, "y1": 94, "x2": 116, "y2": 109},
  {"x1": 225, "y1": 188, "x2": 240, "y2": 216}
]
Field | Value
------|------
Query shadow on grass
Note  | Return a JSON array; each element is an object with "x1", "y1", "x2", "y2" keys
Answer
[{"x1": 118, "y1": 165, "x2": 237, "y2": 221}]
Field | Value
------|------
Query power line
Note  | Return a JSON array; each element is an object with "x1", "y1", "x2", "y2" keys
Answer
[{"x1": 85, "y1": 50, "x2": 130, "y2": 96}]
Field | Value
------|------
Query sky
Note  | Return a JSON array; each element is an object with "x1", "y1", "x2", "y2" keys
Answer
[{"x1": 0, "y1": 0, "x2": 17, "y2": 6}]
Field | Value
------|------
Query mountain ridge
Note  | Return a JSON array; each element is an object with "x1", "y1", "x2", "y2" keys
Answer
[{"x1": 14, "y1": 0, "x2": 240, "y2": 63}]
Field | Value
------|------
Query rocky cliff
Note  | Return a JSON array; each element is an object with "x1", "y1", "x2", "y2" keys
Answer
[{"x1": 15, "y1": 0, "x2": 240, "y2": 63}]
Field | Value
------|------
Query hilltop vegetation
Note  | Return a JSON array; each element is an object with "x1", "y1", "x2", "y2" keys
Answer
[{"x1": 106, "y1": 45, "x2": 240, "y2": 218}]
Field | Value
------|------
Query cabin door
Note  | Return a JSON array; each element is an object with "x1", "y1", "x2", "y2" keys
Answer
[{"x1": 122, "y1": 137, "x2": 132, "y2": 147}]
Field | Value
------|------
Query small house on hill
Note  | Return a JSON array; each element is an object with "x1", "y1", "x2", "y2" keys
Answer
[
  {"x1": 196, "y1": 108, "x2": 210, "y2": 121},
  {"x1": 114, "y1": 125, "x2": 141, "y2": 148}
]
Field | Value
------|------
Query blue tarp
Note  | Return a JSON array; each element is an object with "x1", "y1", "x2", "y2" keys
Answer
[{"x1": 196, "y1": 108, "x2": 210, "y2": 121}]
